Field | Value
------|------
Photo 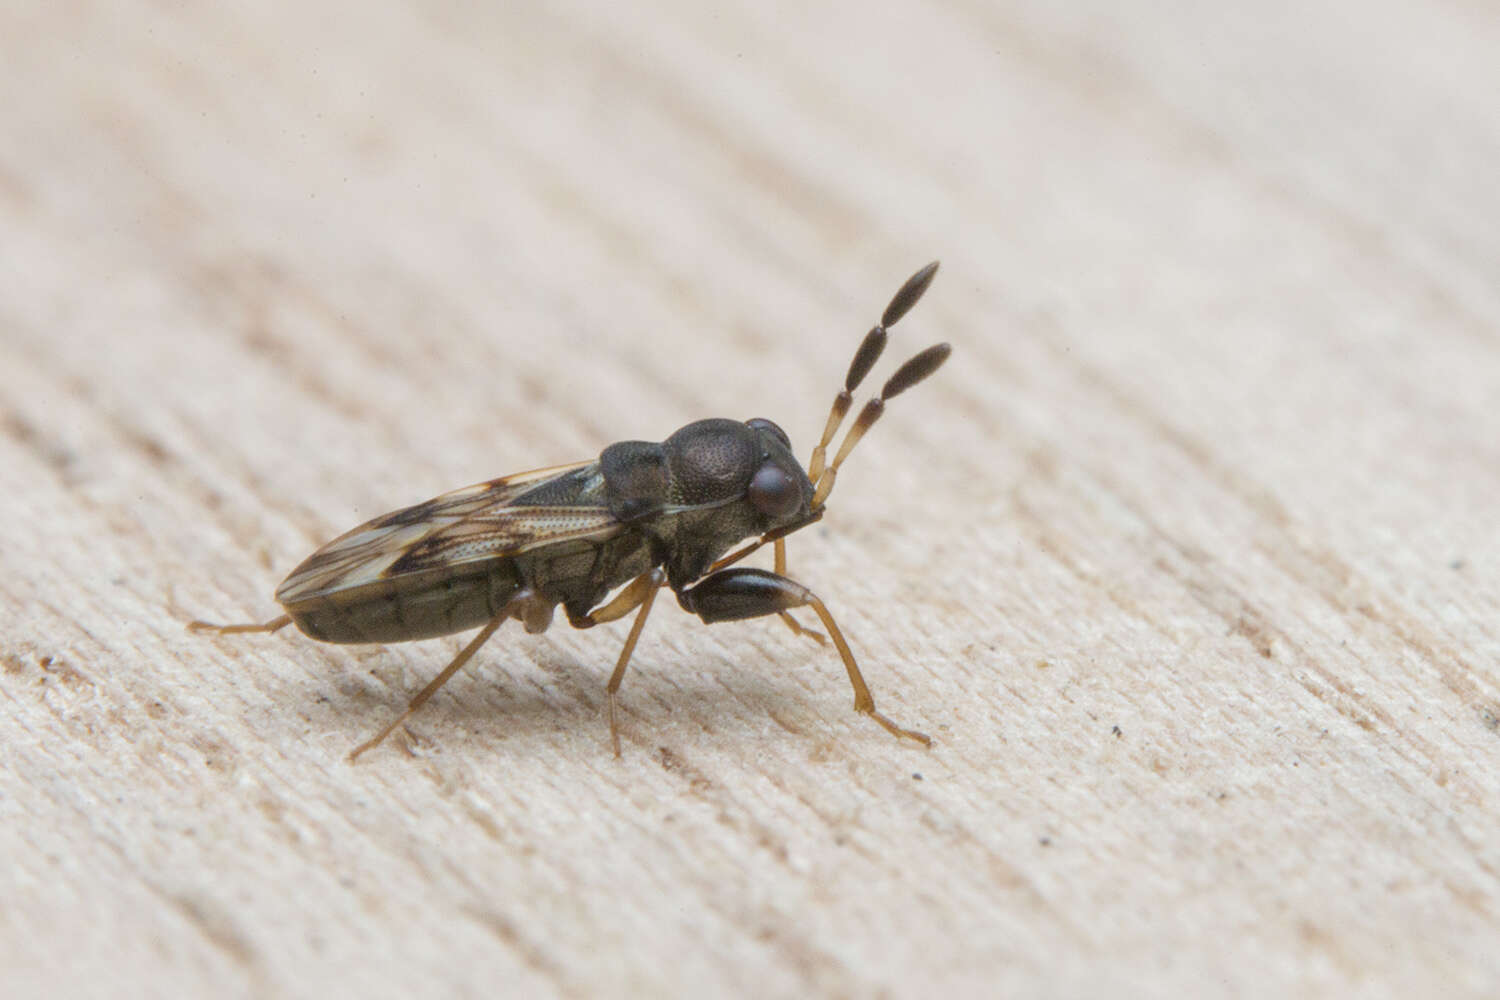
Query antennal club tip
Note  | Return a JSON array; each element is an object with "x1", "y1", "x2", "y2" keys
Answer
[
  {"x1": 881, "y1": 261, "x2": 941, "y2": 328},
  {"x1": 880, "y1": 342, "x2": 952, "y2": 400},
  {"x1": 808, "y1": 263, "x2": 949, "y2": 505}
]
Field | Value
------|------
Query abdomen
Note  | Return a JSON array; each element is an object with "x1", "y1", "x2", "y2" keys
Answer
[{"x1": 282, "y1": 567, "x2": 521, "y2": 644}]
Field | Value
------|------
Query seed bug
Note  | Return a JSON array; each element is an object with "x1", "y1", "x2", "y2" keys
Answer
[{"x1": 191, "y1": 262, "x2": 951, "y2": 759}]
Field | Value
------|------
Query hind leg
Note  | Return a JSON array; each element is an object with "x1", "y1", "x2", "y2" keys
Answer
[{"x1": 188, "y1": 614, "x2": 293, "y2": 635}]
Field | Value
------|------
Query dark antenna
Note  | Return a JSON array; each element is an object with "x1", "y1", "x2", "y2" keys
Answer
[
  {"x1": 807, "y1": 262, "x2": 949, "y2": 508},
  {"x1": 807, "y1": 261, "x2": 940, "y2": 485}
]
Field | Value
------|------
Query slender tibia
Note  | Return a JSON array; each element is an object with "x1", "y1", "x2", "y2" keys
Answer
[
  {"x1": 347, "y1": 611, "x2": 508, "y2": 761},
  {"x1": 188, "y1": 614, "x2": 293, "y2": 635},
  {"x1": 681, "y1": 567, "x2": 930, "y2": 746},
  {"x1": 801, "y1": 593, "x2": 930, "y2": 745},
  {"x1": 600, "y1": 569, "x2": 666, "y2": 756},
  {"x1": 774, "y1": 538, "x2": 825, "y2": 645}
]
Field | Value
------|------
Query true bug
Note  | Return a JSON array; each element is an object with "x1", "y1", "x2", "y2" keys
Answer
[{"x1": 191, "y1": 262, "x2": 950, "y2": 758}]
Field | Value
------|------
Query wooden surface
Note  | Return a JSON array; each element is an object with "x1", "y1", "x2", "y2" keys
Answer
[{"x1": 3, "y1": 2, "x2": 1498, "y2": 997}]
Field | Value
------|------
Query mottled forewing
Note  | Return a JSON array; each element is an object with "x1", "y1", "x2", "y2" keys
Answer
[{"x1": 274, "y1": 461, "x2": 619, "y2": 604}]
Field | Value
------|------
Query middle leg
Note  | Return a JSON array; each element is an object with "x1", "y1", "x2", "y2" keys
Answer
[{"x1": 571, "y1": 567, "x2": 667, "y2": 755}]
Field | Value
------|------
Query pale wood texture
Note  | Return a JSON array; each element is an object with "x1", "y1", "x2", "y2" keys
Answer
[{"x1": 3, "y1": 3, "x2": 1498, "y2": 997}]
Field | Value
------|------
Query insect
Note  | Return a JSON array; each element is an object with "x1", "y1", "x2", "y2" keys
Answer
[{"x1": 191, "y1": 262, "x2": 951, "y2": 759}]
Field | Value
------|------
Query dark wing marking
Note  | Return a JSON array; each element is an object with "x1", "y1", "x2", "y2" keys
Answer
[{"x1": 274, "y1": 461, "x2": 620, "y2": 604}]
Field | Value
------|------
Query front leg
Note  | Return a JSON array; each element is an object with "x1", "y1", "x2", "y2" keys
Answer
[
  {"x1": 773, "y1": 537, "x2": 826, "y2": 645},
  {"x1": 677, "y1": 567, "x2": 930, "y2": 746}
]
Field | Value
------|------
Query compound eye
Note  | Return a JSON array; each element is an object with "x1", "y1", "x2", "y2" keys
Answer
[
  {"x1": 747, "y1": 462, "x2": 802, "y2": 519},
  {"x1": 746, "y1": 418, "x2": 791, "y2": 449}
]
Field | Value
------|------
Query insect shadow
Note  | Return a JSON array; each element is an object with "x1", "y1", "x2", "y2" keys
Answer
[{"x1": 192, "y1": 262, "x2": 951, "y2": 759}]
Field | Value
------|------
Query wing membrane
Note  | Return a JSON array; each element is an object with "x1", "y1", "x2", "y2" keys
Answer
[{"x1": 275, "y1": 461, "x2": 618, "y2": 604}]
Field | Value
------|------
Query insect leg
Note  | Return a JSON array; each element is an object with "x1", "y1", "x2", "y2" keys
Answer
[
  {"x1": 700, "y1": 535, "x2": 826, "y2": 644},
  {"x1": 773, "y1": 538, "x2": 826, "y2": 646},
  {"x1": 678, "y1": 567, "x2": 930, "y2": 746},
  {"x1": 571, "y1": 568, "x2": 667, "y2": 756},
  {"x1": 188, "y1": 614, "x2": 293, "y2": 635},
  {"x1": 346, "y1": 610, "x2": 509, "y2": 761},
  {"x1": 703, "y1": 511, "x2": 824, "y2": 576},
  {"x1": 605, "y1": 573, "x2": 664, "y2": 756},
  {"x1": 568, "y1": 568, "x2": 665, "y2": 627}
]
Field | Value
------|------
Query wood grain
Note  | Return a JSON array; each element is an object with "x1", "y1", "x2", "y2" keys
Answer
[{"x1": 3, "y1": 2, "x2": 1498, "y2": 997}]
